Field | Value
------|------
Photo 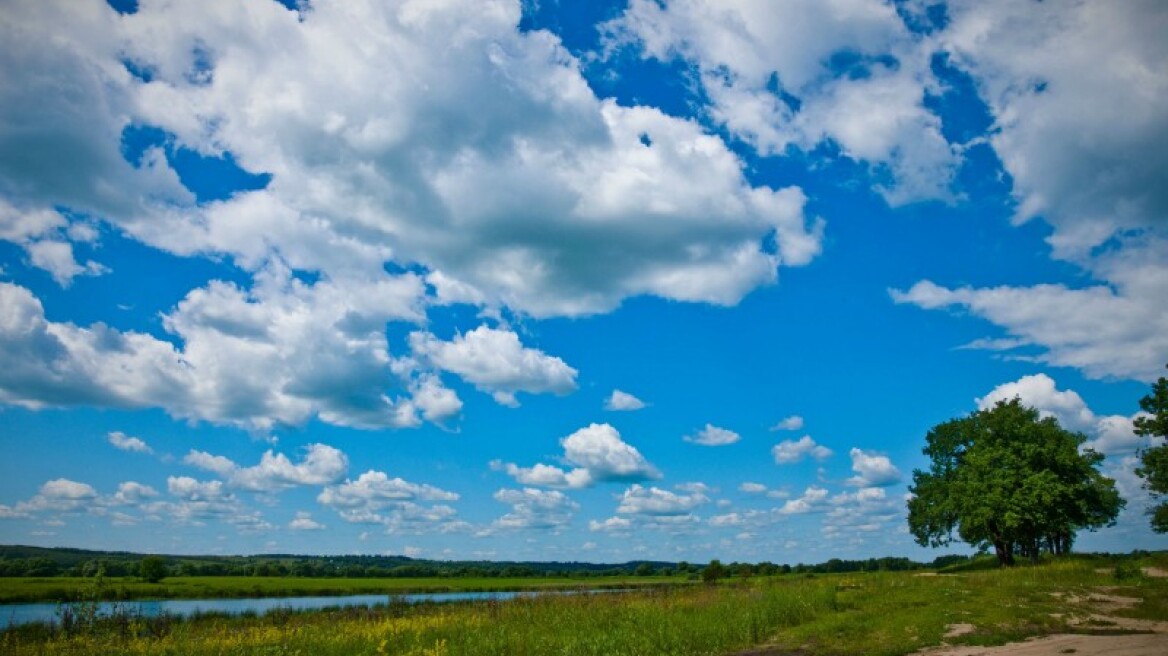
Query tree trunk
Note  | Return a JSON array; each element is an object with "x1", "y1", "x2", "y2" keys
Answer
[{"x1": 992, "y1": 538, "x2": 1015, "y2": 566}]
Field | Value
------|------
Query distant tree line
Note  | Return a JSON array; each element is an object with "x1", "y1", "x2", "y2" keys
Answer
[{"x1": 0, "y1": 545, "x2": 966, "y2": 581}]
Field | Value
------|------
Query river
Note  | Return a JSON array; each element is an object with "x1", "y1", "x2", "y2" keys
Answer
[{"x1": 0, "y1": 589, "x2": 564, "y2": 629}]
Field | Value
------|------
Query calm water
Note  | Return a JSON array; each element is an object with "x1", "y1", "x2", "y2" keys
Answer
[{"x1": 0, "y1": 590, "x2": 554, "y2": 629}]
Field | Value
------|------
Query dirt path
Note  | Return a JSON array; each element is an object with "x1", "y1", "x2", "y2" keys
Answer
[
  {"x1": 914, "y1": 632, "x2": 1168, "y2": 656},
  {"x1": 914, "y1": 587, "x2": 1168, "y2": 656}
]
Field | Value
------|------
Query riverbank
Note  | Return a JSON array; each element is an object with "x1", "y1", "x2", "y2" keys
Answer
[{"x1": 0, "y1": 574, "x2": 680, "y2": 603}]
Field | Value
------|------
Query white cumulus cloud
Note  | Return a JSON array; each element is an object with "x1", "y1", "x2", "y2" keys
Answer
[
  {"x1": 845, "y1": 448, "x2": 901, "y2": 487},
  {"x1": 491, "y1": 488, "x2": 578, "y2": 531},
  {"x1": 410, "y1": 326, "x2": 578, "y2": 407},
  {"x1": 605, "y1": 389, "x2": 646, "y2": 411},
  {"x1": 772, "y1": 435, "x2": 833, "y2": 464},
  {"x1": 107, "y1": 431, "x2": 152, "y2": 454},
  {"x1": 770, "y1": 415, "x2": 804, "y2": 431},
  {"x1": 684, "y1": 424, "x2": 741, "y2": 446},
  {"x1": 616, "y1": 484, "x2": 709, "y2": 516}
]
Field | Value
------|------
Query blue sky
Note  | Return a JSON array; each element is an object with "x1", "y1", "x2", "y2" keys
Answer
[{"x1": 1, "y1": 0, "x2": 1165, "y2": 563}]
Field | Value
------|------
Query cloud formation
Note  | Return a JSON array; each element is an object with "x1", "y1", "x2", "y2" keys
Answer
[
  {"x1": 410, "y1": 326, "x2": 578, "y2": 407},
  {"x1": 317, "y1": 470, "x2": 461, "y2": 532},
  {"x1": 108, "y1": 431, "x2": 152, "y2": 454},
  {"x1": 605, "y1": 0, "x2": 960, "y2": 205},
  {"x1": 683, "y1": 424, "x2": 741, "y2": 446},
  {"x1": 494, "y1": 423, "x2": 661, "y2": 489},
  {"x1": 977, "y1": 373, "x2": 1151, "y2": 456},
  {"x1": 845, "y1": 448, "x2": 901, "y2": 487},
  {"x1": 772, "y1": 435, "x2": 833, "y2": 464},
  {"x1": 770, "y1": 415, "x2": 804, "y2": 432},
  {"x1": 605, "y1": 389, "x2": 646, "y2": 411},
  {"x1": 491, "y1": 488, "x2": 578, "y2": 531}
]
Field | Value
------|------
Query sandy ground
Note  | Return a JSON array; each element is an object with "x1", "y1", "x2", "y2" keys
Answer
[
  {"x1": 914, "y1": 632, "x2": 1168, "y2": 656},
  {"x1": 734, "y1": 571, "x2": 1168, "y2": 656},
  {"x1": 914, "y1": 583, "x2": 1168, "y2": 656}
]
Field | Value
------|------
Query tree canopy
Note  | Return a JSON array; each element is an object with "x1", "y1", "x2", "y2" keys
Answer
[
  {"x1": 908, "y1": 398, "x2": 1123, "y2": 566},
  {"x1": 139, "y1": 555, "x2": 167, "y2": 583},
  {"x1": 1134, "y1": 364, "x2": 1168, "y2": 533}
]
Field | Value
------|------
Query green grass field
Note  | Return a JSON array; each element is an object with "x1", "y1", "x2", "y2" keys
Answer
[
  {"x1": 2, "y1": 556, "x2": 1166, "y2": 655},
  {"x1": 0, "y1": 575, "x2": 681, "y2": 603}
]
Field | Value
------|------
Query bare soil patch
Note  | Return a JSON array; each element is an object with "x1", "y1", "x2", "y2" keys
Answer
[{"x1": 915, "y1": 585, "x2": 1168, "y2": 656}]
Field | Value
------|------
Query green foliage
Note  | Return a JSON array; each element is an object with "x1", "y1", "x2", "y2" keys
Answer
[
  {"x1": 139, "y1": 556, "x2": 167, "y2": 584},
  {"x1": 701, "y1": 559, "x2": 725, "y2": 584},
  {"x1": 908, "y1": 399, "x2": 1124, "y2": 565},
  {"x1": 1134, "y1": 364, "x2": 1168, "y2": 532}
]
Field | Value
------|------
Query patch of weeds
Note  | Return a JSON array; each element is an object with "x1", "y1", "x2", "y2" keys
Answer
[{"x1": 1113, "y1": 562, "x2": 1143, "y2": 581}]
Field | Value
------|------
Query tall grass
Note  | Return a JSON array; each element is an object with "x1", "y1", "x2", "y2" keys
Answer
[
  {"x1": 1, "y1": 580, "x2": 838, "y2": 656},
  {"x1": 3, "y1": 557, "x2": 1164, "y2": 656}
]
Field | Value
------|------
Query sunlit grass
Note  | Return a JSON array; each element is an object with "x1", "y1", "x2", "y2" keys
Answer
[{"x1": 3, "y1": 555, "x2": 1165, "y2": 656}]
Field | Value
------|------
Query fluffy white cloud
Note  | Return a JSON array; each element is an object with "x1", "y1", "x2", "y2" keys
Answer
[
  {"x1": 683, "y1": 424, "x2": 741, "y2": 446},
  {"x1": 24, "y1": 240, "x2": 107, "y2": 287},
  {"x1": 770, "y1": 415, "x2": 804, "y2": 431},
  {"x1": 616, "y1": 484, "x2": 709, "y2": 516},
  {"x1": 184, "y1": 443, "x2": 348, "y2": 492},
  {"x1": 977, "y1": 374, "x2": 1095, "y2": 431},
  {"x1": 588, "y1": 516, "x2": 632, "y2": 533},
  {"x1": 409, "y1": 374, "x2": 463, "y2": 425},
  {"x1": 561, "y1": 423, "x2": 661, "y2": 483},
  {"x1": 772, "y1": 435, "x2": 833, "y2": 464},
  {"x1": 167, "y1": 476, "x2": 228, "y2": 502},
  {"x1": 738, "y1": 482, "x2": 768, "y2": 494},
  {"x1": 41, "y1": 478, "x2": 97, "y2": 501},
  {"x1": 490, "y1": 461, "x2": 592, "y2": 490},
  {"x1": 845, "y1": 448, "x2": 901, "y2": 487},
  {"x1": 976, "y1": 374, "x2": 1152, "y2": 456},
  {"x1": 494, "y1": 423, "x2": 660, "y2": 489},
  {"x1": 233, "y1": 444, "x2": 349, "y2": 492},
  {"x1": 776, "y1": 486, "x2": 830, "y2": 515},
  {"x1": 184, "y1": 450, "x2": 238, "y2": 478},
  {"x1": 319, "y1": 470, "x2": 457, "y2": 507},
  {"x1": 605, "y1": 0, "x2": 959, "y2": 204},
  {"x1": 409, "y1": 326, "x2": 577, "y2": 406},
  {"x1": 317, "y1": 470, "x2": 460, "y2": 530},
  {"x1": 288, "y1": 511, "x2": 325, "y2": 531},
  {"x1": 605, "y1": 389, "x2": 646, "y2": 411},
  {"x1": 107, "y1": 431, "x2": 152, "y2": 454},
  {"x1": 0, "y1": 265, "x2": 446, "y2": 430},
  {"x1": 491, "y1": 488, "x2": 578, "y2": 531},
  {"x1": 112, "y1": 481, "x2": 158, "y2": 505}
]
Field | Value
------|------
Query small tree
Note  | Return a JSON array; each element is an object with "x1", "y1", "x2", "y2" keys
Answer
[
  {"x1": 701, "y1": 559, "x2": 725, "y2": 584},
  {"x1": 908, "y1": 398, "x2": 1123, "y2": 565},
  {"x1": 1135, "y1": 364, "x2": 1168, "y2": 532},
  {"x1": 139, "y1": 555, "x2": 167, "y2": 583}
]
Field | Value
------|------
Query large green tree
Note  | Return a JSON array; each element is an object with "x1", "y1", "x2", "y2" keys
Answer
[
  {"x1": 908, "y1": 398, "x2": 1124, "y2": 566},
  {"x1": 139, "y1": 555, "x2": 167, "y2": 584},
  {"x1": 1134, "y1": 364, "x2": 1168, "y2": 532}
]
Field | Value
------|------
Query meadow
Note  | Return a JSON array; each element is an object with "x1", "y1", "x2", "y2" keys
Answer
[{"x1": 2, "y1": 555, "x2": 1166, "y2": 655}]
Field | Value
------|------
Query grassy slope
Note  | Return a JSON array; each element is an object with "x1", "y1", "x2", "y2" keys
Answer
[
  {"x1": 0, "y1": 575, "x2": 683, "y2": 603},
  {"x1": 2, "y1": 556, "x2": 1166, "y2": 655}
]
